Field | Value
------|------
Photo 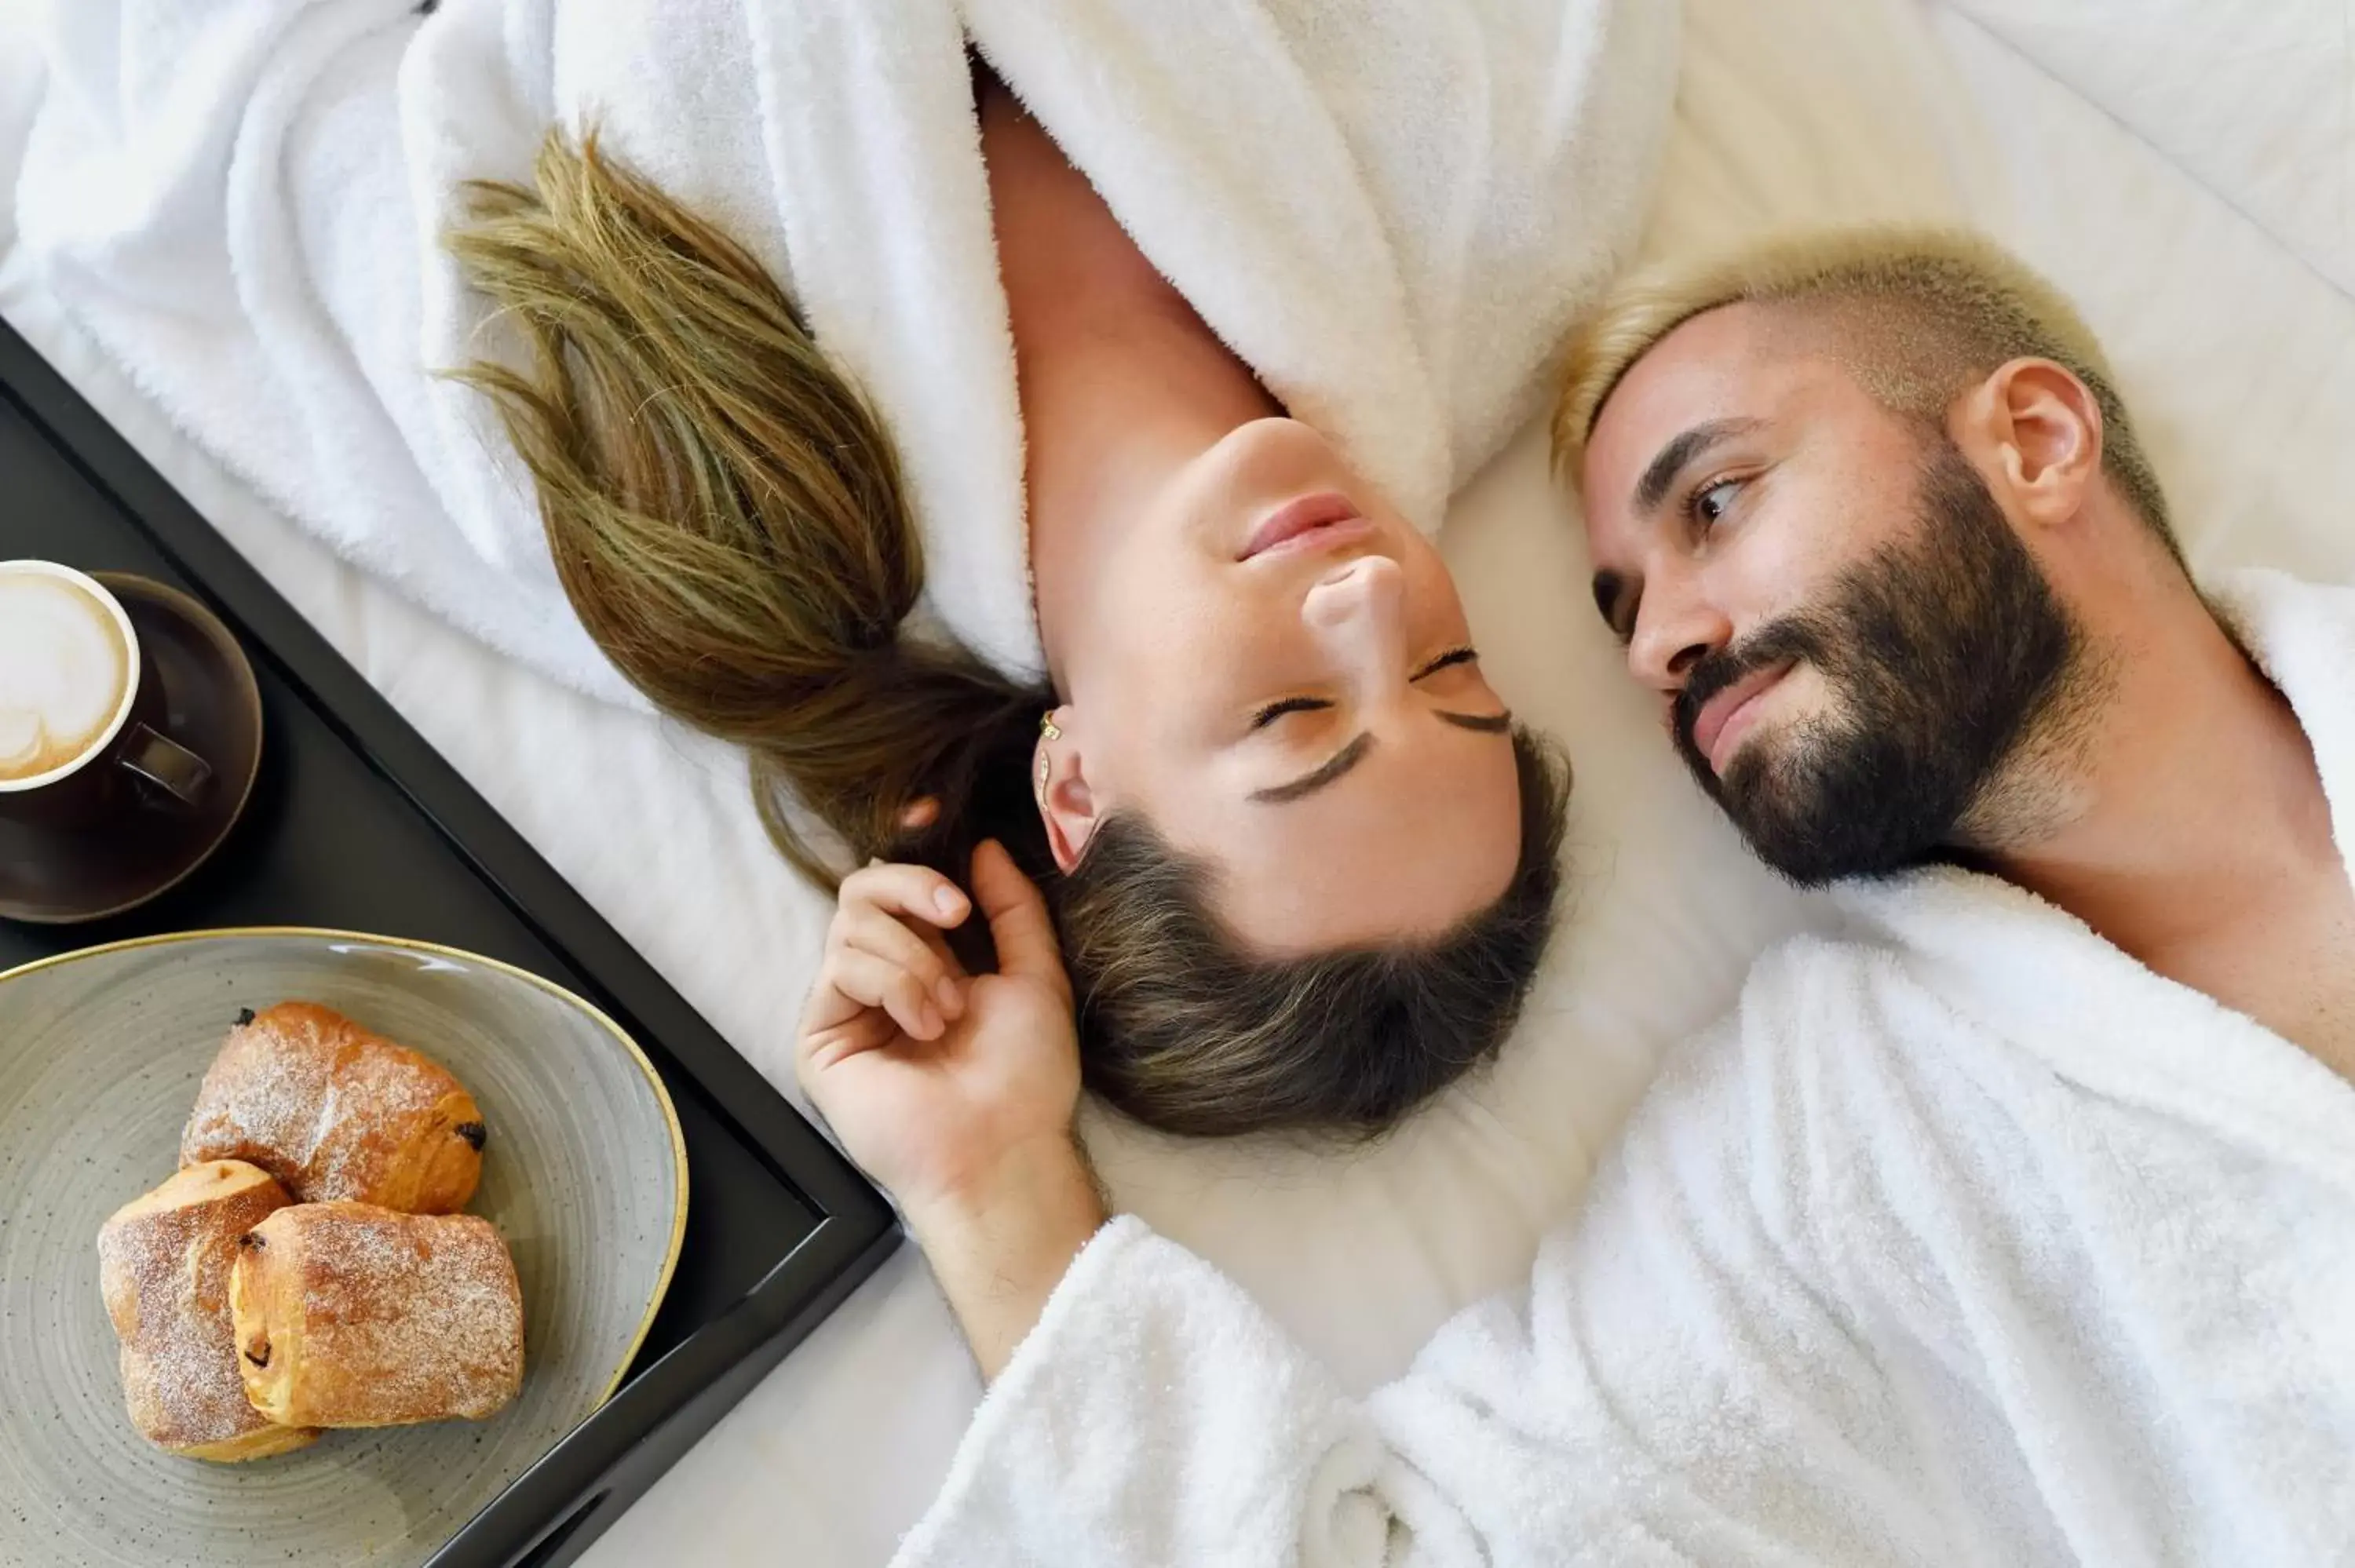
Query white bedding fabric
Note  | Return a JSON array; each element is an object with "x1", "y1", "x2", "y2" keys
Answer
[
  {"x1": 897, "y1": 568, "x2": 2355, "y2": 1568},
  {"x1": 2, "y1": 2, "x2": 2353, "y2": 1563},
  {"x1": 4, "y1": 0, "x2": 1673, "y2": 697}
]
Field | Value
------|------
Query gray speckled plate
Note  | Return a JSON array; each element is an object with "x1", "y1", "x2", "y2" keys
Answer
[{"x1": 0, "y1": 929, "x2": 687, "y2": 1567}]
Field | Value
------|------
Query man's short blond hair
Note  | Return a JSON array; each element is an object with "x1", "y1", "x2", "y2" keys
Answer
[{"x1": 1551, "y1": 225, "x2": 2174, "y2": 548}]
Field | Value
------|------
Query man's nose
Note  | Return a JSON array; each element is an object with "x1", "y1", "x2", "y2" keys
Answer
[{"x1": 1627, "y1": 582, "x2": 1731, "y2": 694}]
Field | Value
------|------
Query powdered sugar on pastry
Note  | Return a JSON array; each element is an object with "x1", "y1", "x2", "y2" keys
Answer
[
  {"x1": 232, "y1": 1202, "x2": 524, "y2": 1428},
  {"x1": 95, "y1": 1161, "x2": 318, "y2": 1460},
  {"x1": 180, "y1": 1002, "x2": 485, "y2": 1212}
]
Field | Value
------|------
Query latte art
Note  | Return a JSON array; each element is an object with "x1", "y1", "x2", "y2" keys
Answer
[{"x1": 0, "y1": 570, "x2": 134, "y2": 783}]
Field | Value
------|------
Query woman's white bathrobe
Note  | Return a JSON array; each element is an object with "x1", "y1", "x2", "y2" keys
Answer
[
  {"x1": 9, "y1": 0, "x2": 1675, "y2": 705},
  {"x1": 900, "y1": 567, "x2": 2355, "y2": 1568}
]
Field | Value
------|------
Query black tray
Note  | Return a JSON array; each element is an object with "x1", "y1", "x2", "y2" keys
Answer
[{"x1": 0, "y1": 320, "x2": 899, "y2": 1567}]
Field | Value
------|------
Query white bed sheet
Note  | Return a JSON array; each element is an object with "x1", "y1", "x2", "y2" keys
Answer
[{"x1": 5, "y1": 2, "x2": 2353, "y2": 1562}]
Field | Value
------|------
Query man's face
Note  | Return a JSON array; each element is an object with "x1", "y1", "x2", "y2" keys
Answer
[{"x1": 1577, "y1": 304, "x2": 2083, "y2": 884}]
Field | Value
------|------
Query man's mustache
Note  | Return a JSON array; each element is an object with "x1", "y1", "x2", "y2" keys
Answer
[{"x1": 1670, "y1": 617, "x2": 1827, "y2": 763}]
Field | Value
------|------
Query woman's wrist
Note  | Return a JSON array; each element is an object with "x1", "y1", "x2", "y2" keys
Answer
[{"x1": 907, "y1": 1135, "x2": 1107, "y2": 1382}]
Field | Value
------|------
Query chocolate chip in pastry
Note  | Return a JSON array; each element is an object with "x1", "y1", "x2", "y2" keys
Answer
[
  {"x1": 97, "y1": 1161, "x2": 320, "y2": 1461},
  {"x1": 181, "y1": 1002, "x2": 484, "y2": 1212},
  {"x1": 230, "y1": 1201, "x2": 524, "y2": 1429}
]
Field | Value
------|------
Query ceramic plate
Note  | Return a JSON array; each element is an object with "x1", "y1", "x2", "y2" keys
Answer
[{"x1": 0, "y1": 929, "x2": 687, "y2": 1566}]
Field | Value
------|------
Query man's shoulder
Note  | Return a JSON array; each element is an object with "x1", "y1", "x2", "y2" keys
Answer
[
  {"x1": 1729, "y1": 924, "x2": 1918, "y2": 1054},
  {"x1": 1629, "y1": 926, "x2": 1926, "y2": 1154}
]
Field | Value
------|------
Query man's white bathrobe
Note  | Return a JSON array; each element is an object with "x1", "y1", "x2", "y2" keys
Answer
[{"x1": 897, "y1": 567, "x2": 2355, "y2": 1568}]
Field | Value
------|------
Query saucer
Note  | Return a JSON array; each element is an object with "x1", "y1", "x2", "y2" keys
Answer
[{"x1": 0, "y1": 575, "x2": 263, "y2": 924}]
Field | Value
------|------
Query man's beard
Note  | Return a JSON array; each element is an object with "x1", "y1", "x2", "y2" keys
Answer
[{"x1": 1672, "y1": 439, "x2": 2089, "y2": 887}]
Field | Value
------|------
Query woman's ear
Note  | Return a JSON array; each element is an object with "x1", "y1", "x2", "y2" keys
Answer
[
  {"x1": 1035, "y1": 709, "x2": 1098, "y2": 873},
  {"x1": 1964, "y1": 357, "x2": 2104, "y2": 531}
]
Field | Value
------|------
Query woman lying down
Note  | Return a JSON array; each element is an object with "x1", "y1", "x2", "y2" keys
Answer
[
  {"x1": 19, "y1": 0, "x2": 1671, "y2": 1137},
  {"x1": 813, "y1": 226, "x2": 2355, "y2": 1564}
]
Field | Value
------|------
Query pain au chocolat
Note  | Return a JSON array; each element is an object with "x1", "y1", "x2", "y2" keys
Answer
[
  {"x1": 181, "y1": 1002, "x2": 484, "y2": 1213},
  {"x1": 97, "y1": 1161, "x2": 322, "y2": 1460},
  {"x1": 230, "y1": 1201, "x2": 524, "y2": 1430}
]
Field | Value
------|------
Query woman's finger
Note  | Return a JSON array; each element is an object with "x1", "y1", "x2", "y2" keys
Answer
[
  {"x1": 796, "y1": 1011, "x2": 895, "y2": 1079},
  {"x1": 913, "y1": 920, "x2": 967, "y2": 983},
  {"x1": 839, "y1": 901, "x2": 967, "y2": 1019},
  {"x1": 841, "y1": 861, "x2": 971, "y2": 931},
  {"x1": 971, "y1": 841, "x2": 1069, "y2": 1000},
  {"x1": 795, "y1": 950, "x2": 866, "y2": 1040},
  {"x1": 823, "y1": 946, "x2": 946, "y2": 1041}
]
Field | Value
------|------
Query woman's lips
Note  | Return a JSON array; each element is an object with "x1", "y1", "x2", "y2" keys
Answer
[
  {"x1": 1240, "y1": 491, "x2": 1370, "y2": 560},
  {"x1": 1690, "y1": 660, "x2": 1795, "y2": 775}
]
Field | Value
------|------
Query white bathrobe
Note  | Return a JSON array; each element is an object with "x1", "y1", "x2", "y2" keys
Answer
[
  {"x1": 899, "y1": 567, "x2": 2355, "y2": 1568},
  {"x1": 8, "y1": 0, "x2": 1675, "y2": 705}
]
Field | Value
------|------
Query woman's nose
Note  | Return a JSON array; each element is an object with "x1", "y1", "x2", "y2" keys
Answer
[
  {"x1": 1303, "y1": 553, "x2": 1405, "y2": 629},
  {"x1": 1302, "y1": 554, "x2": 1408, "y2": 684}
]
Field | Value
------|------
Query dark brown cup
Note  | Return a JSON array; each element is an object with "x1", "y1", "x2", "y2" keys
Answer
[{"x1": 0, "y1": 562, "x2": 214, "y2": 833}]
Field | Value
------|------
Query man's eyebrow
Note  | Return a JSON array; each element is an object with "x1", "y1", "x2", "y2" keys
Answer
[
  {"x1": 1632, "y1": 418, "x2": 1762, "y2": 515},
  {"x1": 1251, "y1": 732, "x2": 1375, "y2": 804}
]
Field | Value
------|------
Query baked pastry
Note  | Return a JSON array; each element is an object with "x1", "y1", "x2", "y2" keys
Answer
[
  {"x1": 181, "y1": 1002, "x2": 485, "y2": 1212},
  {"x1": 230, "y1": 1201, "x2": 524, "y2": 1428},
  {"x1": 96, "y1": 1161, "x2": 319, "y2": 1461}
]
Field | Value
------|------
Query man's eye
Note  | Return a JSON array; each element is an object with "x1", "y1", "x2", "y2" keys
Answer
[
  {"x1": 1251, "y1": 696, "x2": 1331, "y2": 730},
  {"x1": 1693, "y1": 479, "x2": 1743, "y2": 527}
]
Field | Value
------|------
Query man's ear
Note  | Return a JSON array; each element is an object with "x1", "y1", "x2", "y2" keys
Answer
[
  {"x1": 1034, "y1": 708, "x2": 1099, "y2": 873},
  {"x1": 1960, "y1": 357, "x2": 2104, "y2": 530}
]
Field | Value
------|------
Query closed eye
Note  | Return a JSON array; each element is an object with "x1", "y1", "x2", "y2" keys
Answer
[
  {"x1": 1251, "y1": 647, "x2": 1482, "y2": 730},
  {"x1": 1413, "y1": 645, "x2": 1479, "y2": 680},
  {"x1": 1252, "y1": 695, "x2": 1334, "y2": 730}
]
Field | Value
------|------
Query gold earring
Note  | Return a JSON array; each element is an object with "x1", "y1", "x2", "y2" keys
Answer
[
  {"x1": 1036, "y1": 751, "x2": 1053, "y2": 795},
  {"x1": 1039, "y1": 713, "x2": 1061, "y2": 742}
]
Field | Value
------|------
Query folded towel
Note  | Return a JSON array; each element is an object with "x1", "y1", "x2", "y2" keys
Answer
[{"x1": 10, "y1": 0, "x2": 1676, "y2": 703}]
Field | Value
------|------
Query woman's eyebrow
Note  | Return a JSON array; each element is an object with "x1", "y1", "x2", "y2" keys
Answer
[
  {"x1": 1251, "y1": 732, "x2": 1375, "y2": 804},
  {"x1": 1252, "y1": 711, "x2": 1512, "y2": 804},
  {"x1": 1437, "y1": 711, "x2": 1513, "y2": 735}
]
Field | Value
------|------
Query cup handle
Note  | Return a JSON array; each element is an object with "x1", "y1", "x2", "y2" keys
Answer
[{"x1": 119, "y1": 722, "x2": 213, "y2": 808}]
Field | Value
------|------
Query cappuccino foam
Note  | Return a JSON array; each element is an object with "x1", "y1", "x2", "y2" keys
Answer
[{"x1": 0, "y1": 571, "x2": 133, "y2": 782}]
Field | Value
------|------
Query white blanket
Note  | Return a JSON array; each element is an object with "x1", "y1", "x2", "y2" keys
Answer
[
  {"x1": 899, "y1": 572, "x2": 2355, "y2": 1567},
  {"x1": 8, "y1": 0, "x2": 1675, "y2": 700}
]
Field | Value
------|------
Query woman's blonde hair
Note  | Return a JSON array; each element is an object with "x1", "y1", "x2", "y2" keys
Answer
[
  {"x1": 1553, "y1": 225, "x2": 2174, "y2": 547},
  {"x1": 448, "y1": 133, "x2": 1568, "y2": 1137}
]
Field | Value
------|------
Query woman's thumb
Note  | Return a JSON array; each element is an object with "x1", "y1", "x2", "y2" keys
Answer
[{"x1": 972, "y1": 841, "x2": 1068, "y2": 998}]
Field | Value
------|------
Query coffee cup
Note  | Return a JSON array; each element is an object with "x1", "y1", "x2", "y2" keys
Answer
[{"x1": 0, "y1": 560, "x2": 214, "y2": 830}]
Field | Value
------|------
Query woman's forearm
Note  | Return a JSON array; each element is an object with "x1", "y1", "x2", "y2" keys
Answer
[{"x1": 906, "y1": 1136, "x2": 1107, "y2": 1381}]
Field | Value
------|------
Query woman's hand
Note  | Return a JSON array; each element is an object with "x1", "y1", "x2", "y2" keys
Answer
[
  {"x1": 796, "y1": 842, "x2": 1104, "y2": 1375},
  {"x1": 797, "y1": 841, "x2": 1079, "y2": 1211}
]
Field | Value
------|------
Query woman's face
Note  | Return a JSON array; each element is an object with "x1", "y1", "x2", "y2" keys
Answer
[{"x1": 1040, "y1": 418, "x2": 1524, "y2": 954}]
